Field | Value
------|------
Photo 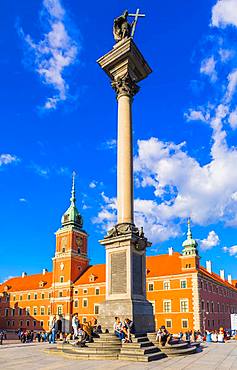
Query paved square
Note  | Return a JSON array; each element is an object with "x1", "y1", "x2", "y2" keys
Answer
[{"x1": 0, "y1": 341, "x2": 237, "y2": 369}]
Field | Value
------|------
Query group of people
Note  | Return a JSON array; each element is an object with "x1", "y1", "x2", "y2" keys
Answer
[
  {"x1": 113, "y1": 317, "x2": 135, "y2": 343},
  {"x1": 70, "y1": 314, "x2": 102, "y2": 346}
]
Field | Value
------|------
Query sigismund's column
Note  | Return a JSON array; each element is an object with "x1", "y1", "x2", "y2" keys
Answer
[{"x1": 97, "y1": 10, "x2": 155, "y2": 333}]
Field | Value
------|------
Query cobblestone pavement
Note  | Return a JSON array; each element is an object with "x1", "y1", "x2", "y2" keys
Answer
[{"x1": 0, "y1": 341, "x2": 237, "y2": 369}]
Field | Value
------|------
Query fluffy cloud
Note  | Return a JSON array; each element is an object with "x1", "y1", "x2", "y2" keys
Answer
[
  {"x1": 200, "y1": 231, "x2": 220, "y2": 250},
  {"x1": 200, "y1": 56, "x2": 217, "y2": 82},
  {"x1": 89, "y1": 181, "x2": 97, "y2": 189},
  {"x1": 212, "y1": 0, "x2": 237, "y2": 28},
  {"x1": 223, "y1": 245, "x2": 237, "y2": 256},
  {"x1": 0, "y1": 154, "x2": 19, "y2": 166},
  {"x1": 18, "y1": 0, "x2": 79, "y2": 110}
]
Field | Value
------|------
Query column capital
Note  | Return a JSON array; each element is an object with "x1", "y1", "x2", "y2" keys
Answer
[{"x1": 111, "y1": 74, "x2": 140, "y2": 98}]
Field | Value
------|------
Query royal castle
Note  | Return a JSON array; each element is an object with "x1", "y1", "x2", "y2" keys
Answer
[{"x1": 1, "y1": 176, "x2": 237, "y2": 334}]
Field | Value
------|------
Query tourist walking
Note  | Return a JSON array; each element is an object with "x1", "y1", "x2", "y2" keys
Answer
[
  {"x1": 49, "y1": 315, "x2": 57, "y2": 344},
  {"x1": 0, "y1": 330, "x2": 4, "y2": 345},
  {"x1": 72, "y1": 313, "x2": 79, "y2": 339}
]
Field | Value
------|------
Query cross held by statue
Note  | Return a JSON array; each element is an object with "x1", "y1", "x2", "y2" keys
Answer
[{"x1": 129, "y1": 9, "x2": 145, "y2": 38}]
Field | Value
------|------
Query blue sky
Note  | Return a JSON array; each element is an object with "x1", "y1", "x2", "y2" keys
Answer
[{"x1": 1, "y1": 0, "x2": 237, "y2": 282}]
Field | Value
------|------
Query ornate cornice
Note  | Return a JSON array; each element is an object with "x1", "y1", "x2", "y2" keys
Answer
[{"x1": 111, "y1": 74, "x2": 140, "y2": 98}]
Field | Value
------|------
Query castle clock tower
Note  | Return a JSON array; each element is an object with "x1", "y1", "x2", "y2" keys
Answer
[{"x1": 51, "y1": 173, "x2": 89, "y2": 330}]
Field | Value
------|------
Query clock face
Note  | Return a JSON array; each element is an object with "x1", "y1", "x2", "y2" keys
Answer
[
  {"x1": 61, "y1": 237, "x2": 68, "y2": 249},
  {"x1": 76, "y1": 236, "x2": 83, "y2": 247}
]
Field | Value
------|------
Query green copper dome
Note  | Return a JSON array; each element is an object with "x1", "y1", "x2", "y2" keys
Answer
[
  {"x1": 182, "y1": 218, "x2": 198, "y2": 256},
  {"x1": 61, "y1": 172, "x2": 83, "y2": 229}
]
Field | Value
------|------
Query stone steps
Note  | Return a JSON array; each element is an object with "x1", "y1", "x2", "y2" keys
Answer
[
  {"x1": 160, "y1": 346, "x2": 197, "y2": 356},
  {"x1": 119, "y1": 352, "x2": 165, "y2": 362},
  {"x1": 120, "y1": 345, "x2": 160, "y2": 355},
  {"x1": 122, "y1": 341, "x2": 152, "y2": 348},
  {"x1": 58, "y1": 348, "x2": 119, "y2": 360},
  {"x1": 74, "y1": 347, "x2": 121, "y2": 354}
]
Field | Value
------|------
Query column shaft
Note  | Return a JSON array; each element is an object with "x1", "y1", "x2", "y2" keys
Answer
[{"x1": 117, "y1": 94, "x2": 133, "y2": 224}]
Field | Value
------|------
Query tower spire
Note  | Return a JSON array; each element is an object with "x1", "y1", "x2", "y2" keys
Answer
[
  {"x1": 61, "y1": 171, "x2": 83, "y2": 229},
  {"x1": 182, "y1": 217, "x2": 198, "y2": 255},
  {"x1": 70, "y1": 171, "x2": 76, "y2": 205}
]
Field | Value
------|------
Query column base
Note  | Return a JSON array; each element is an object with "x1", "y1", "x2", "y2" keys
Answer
[{"x1": 98, "y1": 298, "x2": 155, "y2": 333}]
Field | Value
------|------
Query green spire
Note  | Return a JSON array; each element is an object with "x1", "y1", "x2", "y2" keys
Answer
[
  {"x1": 61, "y1": 172, "x2": 83, "y2": 229},
  {"x1": 182, "y1": 218, "x2": 198, "y2": 256}
]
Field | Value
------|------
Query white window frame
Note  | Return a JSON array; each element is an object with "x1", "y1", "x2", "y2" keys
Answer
[
  {"x1": 40, "y1": 306, "x2": 45, "y2": 316},
  {"x1": 182, "y1": 319, "x2": 189, "y2": 329},
  {"x1": 83, "y1": 288, "x2": 88, "y2": 295},
  {"x1": 95, "y1": 287, "x2": 100, "y2": 295},
  {"x1": 94, "y1": 304, "x2": 100, "y2": 315},
  {"x1": 74, "y1": 299, "x2": 79, "y2": 308},
  {"x1": 148, "y1": 282, "x2": 154, "y2": 291},
  {"x1": 180, "y1": 279, "x2": 187, "y2": 289},
  {"x1": 83, "y1": 298, "x2": 88, "y2": 308},
  {"x1": 60, "y1": 276, "x2": 64, "y2": 283},
  {"x1": 163, "y1": 300, "x2": 172, "y2": 313},
  {"x1": 33, "y1": 307, "x2": 37, "y2": 315},
  {"x1": 163, "y1": 280, "x2": 170, "y2": 290},
  {"x1": 26, "y1": 307, "x2": 30, "y2": 316},
  {"x1": 165, "y1": 319, "x2": 172, "y2": 328},
  {"x1": 180, "y1": 299, "x2": 189, "y2": 313},
  {"x1": 57, "y1": 305, "x2": 63, "y2": 315}
]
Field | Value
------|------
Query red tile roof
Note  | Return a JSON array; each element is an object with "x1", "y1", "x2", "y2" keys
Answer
[
  {"x1": 0, "y1": 272, "x2": 52, "y2": 293},
  {"x1": 199, "y1": 267, "x2": 237, "y2": 290},
  {"x1": 146, "y1": 252, "x2": 184, "y2": 277},
  {"x1": 74, "y1": 264, "x2": 106, "y2": 285}
]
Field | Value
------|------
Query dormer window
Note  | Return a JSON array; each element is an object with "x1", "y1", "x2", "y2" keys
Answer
[
  {"x1": 89, "y1": 274, "x2": 96, "y2": 283},
  {"x1": 39, "y1": 281, "x2": 46, "y2": 288}
]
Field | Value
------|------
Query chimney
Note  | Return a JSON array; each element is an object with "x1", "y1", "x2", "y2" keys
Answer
[
  {"x1": 220, "y1": 269, "x2": 225, "y2": 280},
  {"x1": 206, "y1": 260, "x2": 212, "y2": 274},
  {"x1": 42, "y1": 268, "x2": 48, "y2": 275},
  {"x1": 228, "y1": 274, "x2": 232, "y2": 284},
  {"x1": 168, "y1": 247, "x2": 174, "y2": 256},
  {"x1": 21, "y1": 272, "x2": 27, "y2": 278}
]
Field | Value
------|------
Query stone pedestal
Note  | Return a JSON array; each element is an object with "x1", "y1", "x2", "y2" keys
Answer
[{"x1": 97, "y1": 37, "x2": 154, "y2": 333}]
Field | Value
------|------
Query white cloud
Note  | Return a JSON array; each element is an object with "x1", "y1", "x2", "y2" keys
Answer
[
  {"x1": 18, "y1": 0, "x2": 79, "y2": 110},
  {"x1": 229, "y1": 108, "x2": 237, "y2": 129},
  {"x1": 223, "y1": 245, "x2": 237, "y2": 256},
  {"x1": 100, "y1": 139, "x2": 117, "y2": 150},
  {"x1": 0, "y1": 154, "x2": 19, "y2": 166},
  {"x1": 212, "y1": 0, "x2": 237, "y2": 28},
  {"x1": 89, "y1": 181, "x2": 97, "y2": 189},
  {"x1": 19, "y1": 198, "x2": 27, "y2": 203},
  {"x1": 185, "y1": 109, "x2": 210, "y2": 123},
  {"x1": 200, "y1": 56, "x2": 217, "y2": 82},
  {"x1": 200, "y1": 230, "x2": 220, "y2": 250}
]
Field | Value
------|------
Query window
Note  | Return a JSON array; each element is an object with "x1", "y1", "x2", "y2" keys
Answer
[
  {"x1": 165, "y1": 319, "x2": 172, "y2": 328},
  {"x1": 40, "y1": 307, "x2": 45, "y2": 315},
  {"x1": 201, "y1": 300, "x2": 205, "y2": 311},
  {"x1": 6, "y1": 295, "x2": 10, "y2": 302},
  {"x1": 33, "y1": 320, "x2": 36, "y2": 327},
  {"x1": 34, "y1": 293, "x2": 37, "y2": 300},
  {"x1": 180, "y1": 299, "x2": 189, "y2": 313},
  {"x1": 163, "y1": 281, "x2": 170, "y2": 290},
  {"x1": 62, "y1": 247, "x2": 66, "y2": 253},
  {"x1": 57, "y1": 305, "x2": 63, "y2": 315},
  {"x1": 182, "y1": 319, "x2": 188, "y2": 329},
  {"x1": 40, "y1": 321, "x2": 44, "y2": 327},
  {"x1": 48, "y1": 306, "x2": 51, "y2": 315},
  {"x1": 12, "y1": 320, "x2": 15, "y2": 327},
  {"x1": 7, "y1": 321, "x2": 10, "y2": 327},
  {"x1": 78, "y1": 247, "x2": 81, "y2": 254},
  {"x1": 5, "y1": 308, "x2": 9, "y2": 317},
  {"x1": 41, "y1": 293, "x2": 45, "y2": 299},
  {"x1": 26, "y1": 307, "x2": 30, "y2": 316},
  {"x1": 206, "y1": 301, "x2": 210, "y2": 313},
  {"x1": 60, "y1": 276, "x2": 64, "y2": 283},
  {"x1": 83, "y1": 289, "x2": 88, "y2": 295},
  {"x1": 19, "y1": 308, "x2": 22, "y2": 316},
  {"x1": 211, "y1": 302, "x2": 214, "y2": 313},
  {"x1": 94, "y1": 304, "x2": 100, "y2": 315},
  {"x1": 180, "y1": 280, "x2": 187, "y2": 289},
  {"x1": 26, "y1": 320, "x2": 30, "y2": 327},
  {"x1": 83, "y1": 298, "x2": 88, "y2": 308},
  {"x1": 200, "y1": 281, "x2": 203, "y2": 289},
  {"x1": 163, "y1": 300, "x2": 171, "y2": 313},
  {"x1": 27, "y1": 294, "x2": 30, "y2": 300},
  {"x1": 82, "y1": 317, "x2": 87, "y2": 323},
  {"x1": 148, "y1": 283, "x2": 154, "y2": 291},
  {"x1": 74, "y1": 299, "x2": 78, "y2": 308},
  {"x1": 19, "y1": 320, "x2": 23, "y2": 327},
  {"x1": 95, "y1": 288, "x2": 100, "y2": 295},
  {"x1": 74, "y1": 290, "x2": 78, "y2": 295},
  {"x1": 33, "y1": 307, "x2": 37, "y2": 315},
  {"x1": 13, "y1": 295, "x2": 16, "y2": 301},
  {"x1": 12, "y1": 309, "x2": 15, "y2": 316},
  {"x1": 59, "y1": 291, "x2": 63, "y2": 298},
  {"x1": 19, "y1": 295, "x2": 22, "y2": 301},
  {"x1": 49, "y1": 293, "x2": 51, "y2": 298},
  {"x1": 217, "y1": 303, "x2": 220, "y2": 312}
]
